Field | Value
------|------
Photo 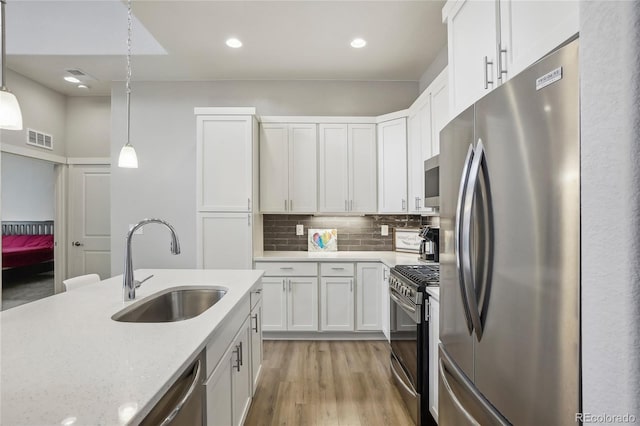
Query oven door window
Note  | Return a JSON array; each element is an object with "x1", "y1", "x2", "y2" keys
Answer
[{"x1": 390, "y1": 298, "x2": 419, "y2": 390}]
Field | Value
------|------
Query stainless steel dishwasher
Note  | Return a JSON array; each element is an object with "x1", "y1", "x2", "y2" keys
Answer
[{"x1": 140, "y1": 353, "x2": 204, "y2": 426}]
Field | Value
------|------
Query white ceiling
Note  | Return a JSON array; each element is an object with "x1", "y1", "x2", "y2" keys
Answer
[{"x1": 6, "y1": 0, "x2": 447, "y2": 96}]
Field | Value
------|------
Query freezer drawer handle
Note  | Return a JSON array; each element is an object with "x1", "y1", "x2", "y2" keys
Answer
[
  {"x1": 439, "y1": 358, "x2": 481, "y2": 426},
  {"x1": 455, "y1": 144, "x2": 475, "y2": 335}
]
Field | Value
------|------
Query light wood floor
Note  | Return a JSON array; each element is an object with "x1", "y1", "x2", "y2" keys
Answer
[{"x1": 244, "y1": 340, "x2": 414, "y2": 426}]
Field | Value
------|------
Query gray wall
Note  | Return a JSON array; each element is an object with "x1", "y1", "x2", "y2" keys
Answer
[
  {"x1": 0, "y1": 69, "x2": 67, "y2": 157},
  {"x1": 581, "y1": 0, "x2": 640, "y2": 421},
  {"x1": 1, "y1": 153, "x2": 55, "y2": 221},
  {"x1": 65, "y1": 96, "x2": 111, "y2": 158},
  {"x1": 419, "y1": 45, "x2": 448, "y2": 93},
  {"x1": 110, "y1": 80, "x2": 419, "y2": 275}
]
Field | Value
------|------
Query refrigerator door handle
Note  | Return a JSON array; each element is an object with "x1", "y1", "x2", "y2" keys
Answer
[
  {"x1": 462, "y1": 139, "x2": 486, "y2": 340},
  {"x1": 455, "y1": 144, "x2": 475, "y2": 335}
]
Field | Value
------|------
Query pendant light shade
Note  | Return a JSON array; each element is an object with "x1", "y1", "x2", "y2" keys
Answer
[
  {"x1": 0, "y1": 88, "x2": 22, "y2": 130},
  {"x1": 0, "y1": 0, "x2": 23, "y2": 130},
  {"x1": 118, "y1": 0, "x2": 138, "y2": 168},
  {"x1": 118, "y1": 143, "x2": 138, "y2": 168}
]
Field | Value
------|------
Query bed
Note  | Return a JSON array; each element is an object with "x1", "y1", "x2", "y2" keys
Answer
[{"x1": 2, "y1": 221, "x2": 54, "y2": 269}]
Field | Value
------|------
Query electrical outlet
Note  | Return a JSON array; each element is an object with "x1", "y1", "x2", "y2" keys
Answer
[
  {"x1": 129, "y1": 224, "x2": 143, "y2": 235},
  {"x1": 296, "y1": 224, "x2": 304, "y2": 236},
  {"x1": 381, "y1": 225, "x2": 389, "y2": 236}
]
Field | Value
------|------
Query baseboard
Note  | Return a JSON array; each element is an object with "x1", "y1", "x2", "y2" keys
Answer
[{"x1": 263, "y1": 331, "x2": 386, "y2": 340}]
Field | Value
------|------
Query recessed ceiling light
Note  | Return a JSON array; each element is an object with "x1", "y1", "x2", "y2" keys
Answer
[
  {"x1": 350, "y1": 38, "x2": 367, "y2": 48},
  {"x1": 77, "y1": 84, "x2": 89, "y2": 89},
  {"x1": 226, "y1": 38, "x2": 242, "y2": 48},
  {"x1": 64, "y1": 76, "x2": 81, "y2": 83}
]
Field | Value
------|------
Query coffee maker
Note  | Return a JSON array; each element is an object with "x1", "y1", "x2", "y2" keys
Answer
[{"x1": 419, "y1": 226, "x2": 440, "y2": 262}]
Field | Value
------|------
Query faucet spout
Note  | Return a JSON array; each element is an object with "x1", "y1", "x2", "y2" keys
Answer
[{"x1": 123, "y1": 218, "x2": 181, "y2": 301}]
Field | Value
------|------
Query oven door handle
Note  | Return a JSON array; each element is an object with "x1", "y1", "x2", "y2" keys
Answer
[{"x1": 390, "y1": 290, "x2": 420, "y2": 324}]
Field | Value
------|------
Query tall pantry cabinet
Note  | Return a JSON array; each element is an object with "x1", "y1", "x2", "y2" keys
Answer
[{"x1": 195, "y1": 108, "x2": 262, "y2": 269}]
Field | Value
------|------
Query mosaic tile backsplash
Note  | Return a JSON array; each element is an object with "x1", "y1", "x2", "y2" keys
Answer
[{"x1": 263, "y1": 215, "x2": 437, "y2": 251}]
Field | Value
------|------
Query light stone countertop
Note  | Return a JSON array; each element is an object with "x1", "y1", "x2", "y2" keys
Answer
[
  {"x1": 254, "y1": 250, "x2": 429, "y2": 268},
  {"x1": 0, "y1": 269, "x2": 263, "y2": 426}
]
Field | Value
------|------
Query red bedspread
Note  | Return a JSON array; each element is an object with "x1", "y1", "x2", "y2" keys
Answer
[{"x1": 2, "y1": 235, "x2": 54, "y2": 268}]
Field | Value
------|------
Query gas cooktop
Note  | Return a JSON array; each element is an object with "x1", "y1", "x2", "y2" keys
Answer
[{"x1": 393, "y1": 264, "x2": 440, "y2": 287}]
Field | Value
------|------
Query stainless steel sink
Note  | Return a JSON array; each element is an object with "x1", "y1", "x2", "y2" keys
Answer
[{"x1": 112, "y1": 286, "x2": 227, "y2": 323}]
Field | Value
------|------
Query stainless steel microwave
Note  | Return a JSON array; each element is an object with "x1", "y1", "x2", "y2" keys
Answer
[{"x1": 424, "y1": 155, "x2": 439, "y2": 207}]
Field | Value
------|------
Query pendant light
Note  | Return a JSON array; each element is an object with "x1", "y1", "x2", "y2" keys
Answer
[
  {"x1": 0, "y1": 0, "x2": 23, "y2": 130},
  {"x1": 117, "y1": 0, "x2": 138, "y2": 168}
]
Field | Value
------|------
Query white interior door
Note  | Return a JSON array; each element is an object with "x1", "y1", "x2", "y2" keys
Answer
[{"x1": 68, "y1": 165, "x2": 111, "y2": 280}]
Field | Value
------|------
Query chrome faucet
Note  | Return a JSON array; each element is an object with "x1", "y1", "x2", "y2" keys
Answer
[{"x1": 123, "y1": 218, "x2": 181, "y2": 301}]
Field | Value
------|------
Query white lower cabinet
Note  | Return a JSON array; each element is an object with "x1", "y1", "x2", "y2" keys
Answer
[
  {"x1": 320, "y1": 277, "x2": 354, "y2": 331},
  {"x1": 356, "y1": 263, "x2": 383, "y2": 331},
  {"x1": 428, "y1": 296, "x2": 440, "y2": 423},
  {"x1": 288, "y1": 277, "x2": 319, "y2": 331},
  {"x1": 206, "y1": 317, "x2": 252, "y2": 426},
  {"x1": 381, "y1": 265, "x2": 391, "y2": 342},
  {"x1": 250, "y1": 297, "x2": 263, "y2": 392},
  {"x1": 260, "y1": 276, "x2": 318, "y2": 331},
  {"x1": 197, "y1": 212, "x2": 253, "y2": 269}
]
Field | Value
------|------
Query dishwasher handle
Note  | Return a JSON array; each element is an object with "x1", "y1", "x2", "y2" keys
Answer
[{"x1": 159, "y1": 359, "x2": 202, "y2": 426}]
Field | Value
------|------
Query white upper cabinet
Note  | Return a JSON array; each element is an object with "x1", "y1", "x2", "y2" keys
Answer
[
  {"x1": 499, "y1": 0, "x2": 579, "y2": 79},
  {"x1": 407, "y1": 111, "x2": 424, "y2": 214},
  {"x1": 444, "y1": 0, "x2": 579, "y2": 117},
  {"x1": 348, "y1": 124, "x2": 377, "y2": 213},
  {"x1": 319, "y1": 123, "x2": 376, "y2": 214},
  {"x1": 260, "y1": 123, "x2": 317, "y2": 213},
  {"x1": 377, "y1": 118, "x2": 407, "y2": 214},
  {"x1": 444, "y1": 0, "x2": 497, "y2": 118},
  {"x1": 197, "y1": 115, "x2": 254, "y2": 212}
]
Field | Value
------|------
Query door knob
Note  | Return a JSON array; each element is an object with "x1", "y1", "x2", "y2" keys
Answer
[{"x1": 72, "y1": 241, "x2": 83, "y2": 247}]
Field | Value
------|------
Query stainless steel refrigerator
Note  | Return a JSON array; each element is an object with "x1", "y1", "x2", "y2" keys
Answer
[{"x1": 438, "y1": 38, "x2": 580, "y2": 425}]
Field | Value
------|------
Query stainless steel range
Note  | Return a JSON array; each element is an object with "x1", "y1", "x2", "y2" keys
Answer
[{"x1": 389, "y1": 264, "x2": 439, "y2": 426}]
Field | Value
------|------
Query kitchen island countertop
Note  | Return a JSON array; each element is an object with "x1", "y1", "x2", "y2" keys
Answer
[{"x1": 0, "y1": 268, "x2": 263, "y2": 426}]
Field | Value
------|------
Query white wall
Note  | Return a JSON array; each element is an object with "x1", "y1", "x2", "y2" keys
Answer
[
  {"x1": 1, "y1": 153, "x2": 55, "y2": 221},
  {"x1": 110, "y1": 80, "x2": 419, "y2": 275},
  {"x1": 65, "y1": 96, "x2": 111, "y2": 158},
  {"x1": 581, "y1": 0, "x2": 640, "y2": 421},
  {"x1": 0, "y1": 69, "x2": 67, "y2": 157}
]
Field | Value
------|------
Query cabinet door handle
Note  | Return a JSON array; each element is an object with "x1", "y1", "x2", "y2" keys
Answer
[
  {"x1": 290, "y1": 199, "x2": 293, "y2": 211},
  {"x1": 350, "y1": 279, "x2": 353, "y2": 292},
  {"x1": 239, "y1": 341, "x2": 243, "y2": 366},
  {"x1": 484, "y1": 56, "x2": 494, "y2": 89},
  {"x1": 248, "y1": 214, "x2": 251, "y2": 226},
  {"x1": 284, "y1": 199, "x2": 288, "y2": 211},
  {"x1": 350, "y1": 200, "x2": 353, "y2": 211},
  {"x1": 402, "y1": 198, "x2": 406, "y2": 211},
  {"x1": 280, "y1": 267, "x2": 294, "y2": 270},
  {"x1": 415, "y1": 197, "x2": 420, "y2": 209},
  {"x1": 234, "y1": 346, "x2": 241, "y2": 372},
  {"x1": 282, "y1": 279, "x2": 286, "y2": 291},
  {"x1": 252, "y1": 313, "x2": 259, "y2": 333},
  {"x1": 345, "y1": 200, "x2": 348, "y2": 211},
  {"x1": 248, "y1": 198, "x2": 251, "y2": 211},
  {"x1": 289, "y1": 279, "x2": 292, "y2": 292},
  {"x1": 498, "y1": 45, "x2": 508, "y2": 81}
]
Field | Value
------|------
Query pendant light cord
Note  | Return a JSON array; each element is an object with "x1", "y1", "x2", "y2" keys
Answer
[
  {"x1": 125, "y1": 0, "x2": 132, "y2": 145},
  {"x1": 1, "y1": 0, "x2": 7, "y2": 89}
]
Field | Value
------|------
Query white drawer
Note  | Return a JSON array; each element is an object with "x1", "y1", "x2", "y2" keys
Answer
[
  {"x1": 320, "y1": 262, "x2": 355, "y2": 277},
  {"x1": 254, "y1": 262, "x2": 318, "y2": 277}
]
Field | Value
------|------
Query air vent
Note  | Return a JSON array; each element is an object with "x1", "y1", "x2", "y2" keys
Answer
[{"x1": 26, "y1": 128, "x2": 53, "y2": 151}]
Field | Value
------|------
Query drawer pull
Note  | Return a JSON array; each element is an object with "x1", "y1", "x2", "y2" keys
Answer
[
  {"x1": 280, "y1": 267, "x2": 294, "y2": 270},
  {"x1": 331, "y1": 267, "x2": 345, "y2": 270}
]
